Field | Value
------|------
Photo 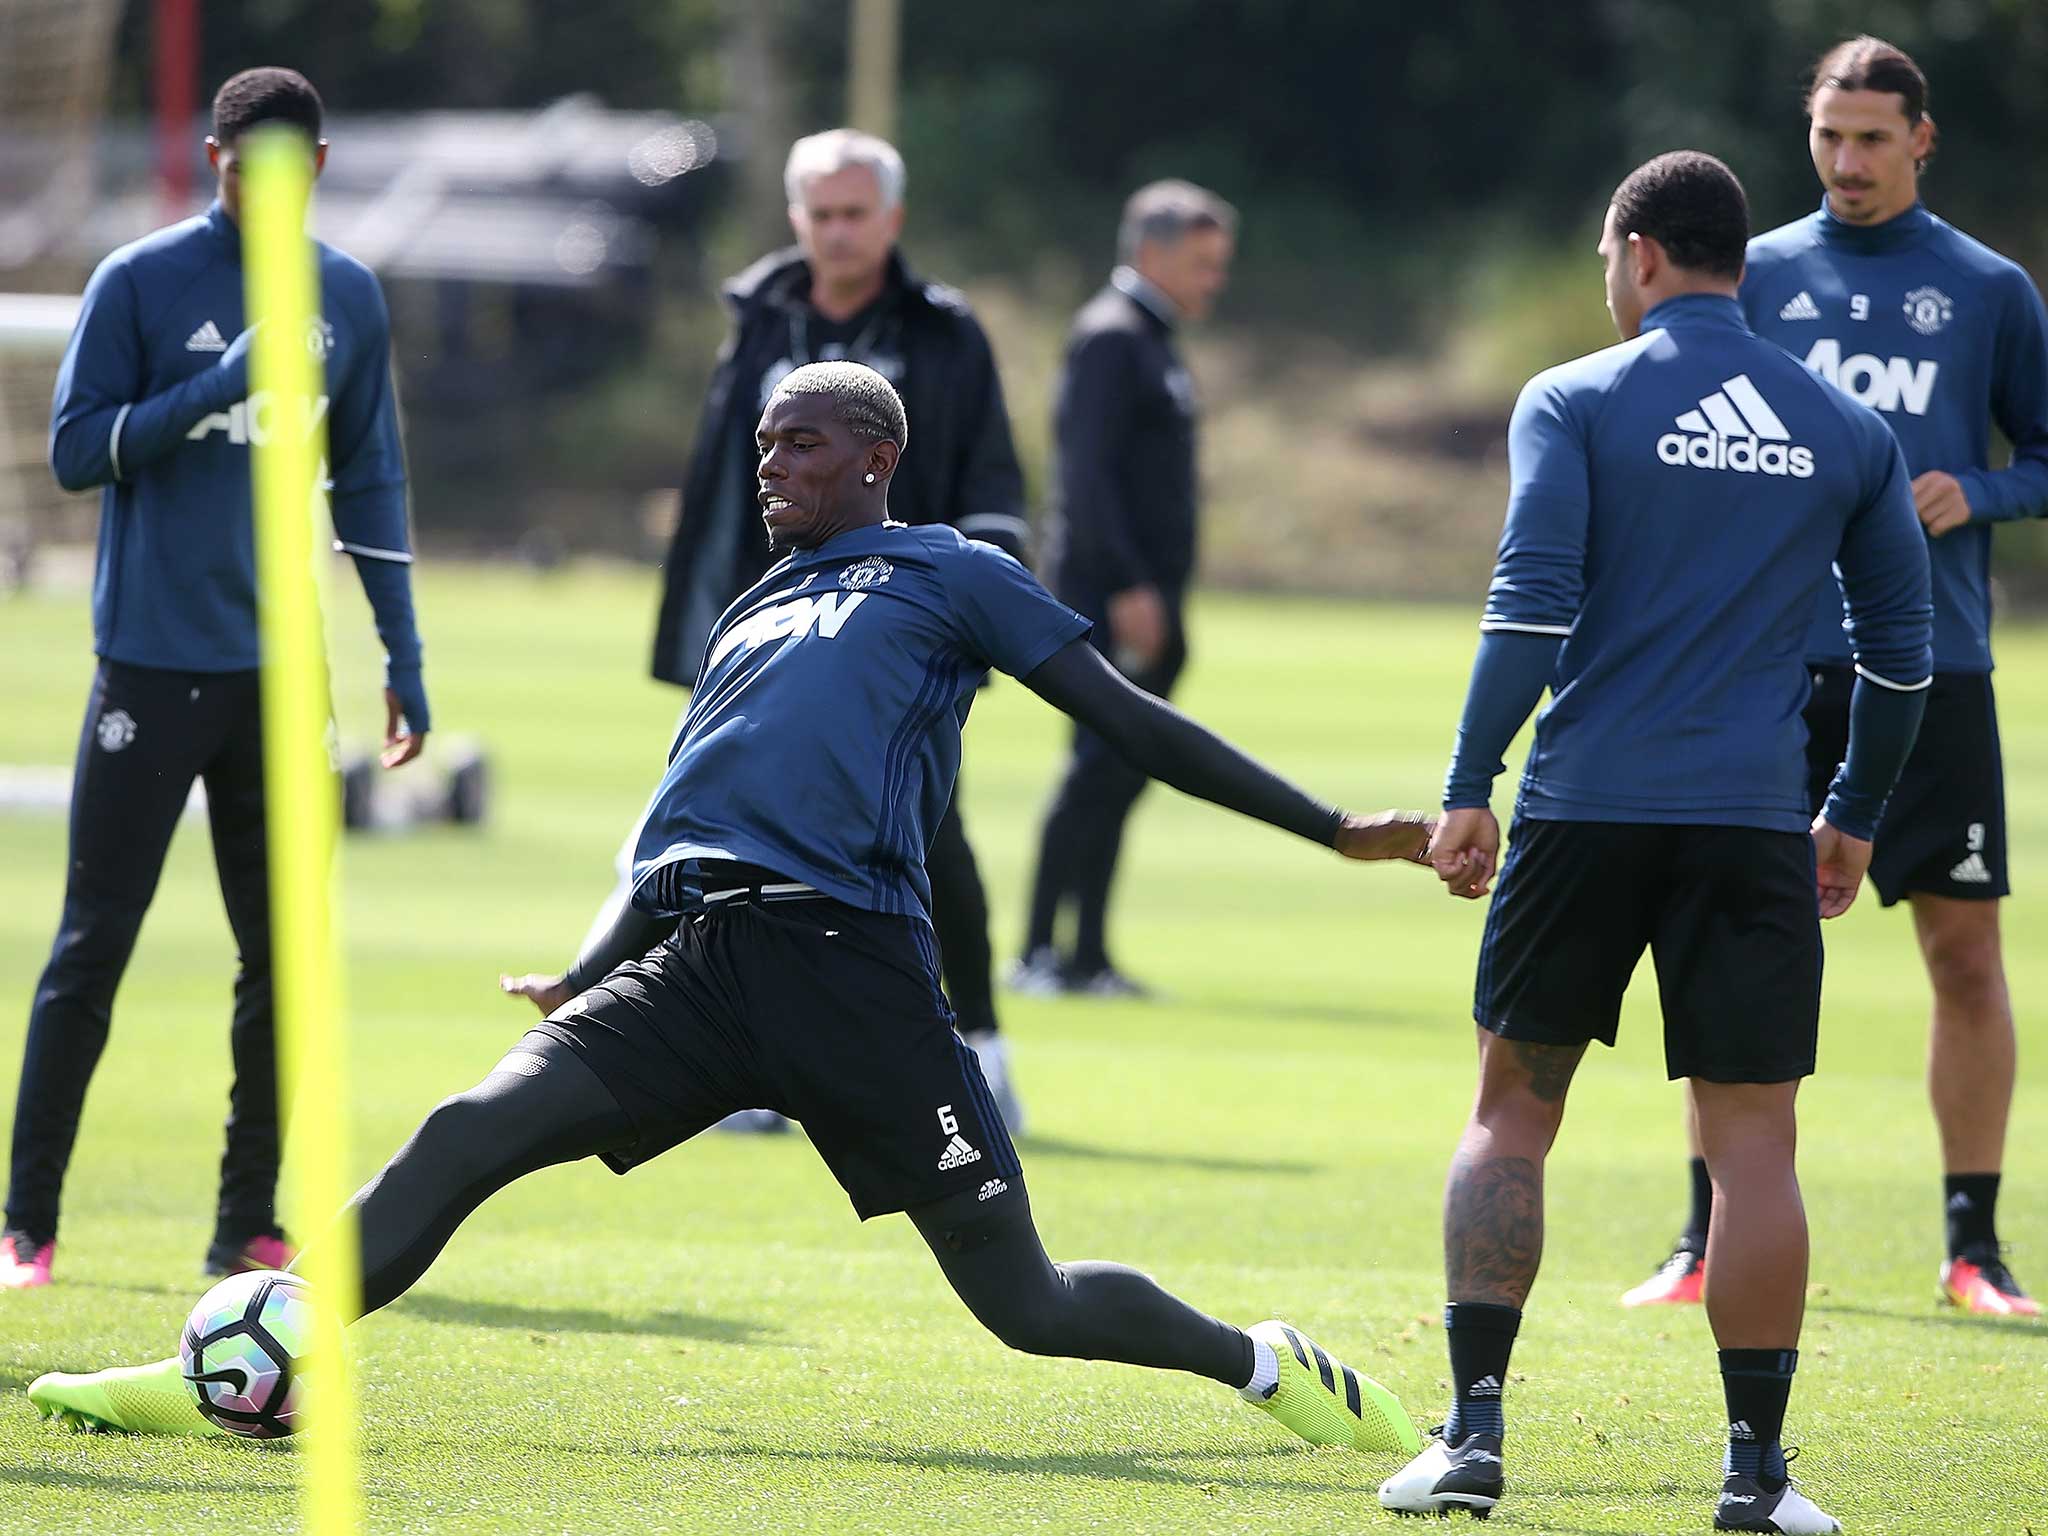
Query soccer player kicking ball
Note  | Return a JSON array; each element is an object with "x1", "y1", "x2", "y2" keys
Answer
[
  {"x1": 1628, "y1": 35, "x2": 2048, "y2": 1320},
  {"x1": 1377, "y1": 155, "x2": 1932, "y2": 1532},
  {"x1": 31, "y1": 362, "x2": 1426, "y2": 1465}
]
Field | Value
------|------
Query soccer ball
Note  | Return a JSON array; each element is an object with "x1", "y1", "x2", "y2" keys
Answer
[{"x1": 179, "y1": 1269, "x2": 315, "y2": 1438}]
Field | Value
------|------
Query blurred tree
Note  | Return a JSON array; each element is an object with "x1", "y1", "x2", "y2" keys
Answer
[
  {"x1": 108, "y1": 0, "x2": 726, "y2": 117},
  {"x1": 87, "y1": 0, "x2": 2048, "y2": 578},
  {"x1": 103, "y1": 0, "x2": 2048, "y2": 324},
  {"x1": 859, "y1": 0, "x2": 2048, "y2": 335}
]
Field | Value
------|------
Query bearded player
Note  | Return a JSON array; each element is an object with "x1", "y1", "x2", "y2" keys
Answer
[{"x1": 1625, "y1": 36, "x2": 2048, "y2": 1319}]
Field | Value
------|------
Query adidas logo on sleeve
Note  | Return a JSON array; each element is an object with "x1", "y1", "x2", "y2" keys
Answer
[{"x1": 1656, "y1": 373, "x2": 1816, "y2": 478}]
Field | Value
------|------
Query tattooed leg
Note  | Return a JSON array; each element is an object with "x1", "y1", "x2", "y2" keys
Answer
[
  {"x1": 1444, "y1": 1029, "x2": 1587, "y2": 1307},
  {"x1": 1445, "y1": 1152, "x2": 1543, "y2": 1307}
]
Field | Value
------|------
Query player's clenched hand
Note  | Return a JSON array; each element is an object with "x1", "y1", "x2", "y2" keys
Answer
[
  {"x1": 1912, "y1": 470, "x2": 1971, "y2": 537},
  {"x1": 381, "y1": 686, "x2": 427, "y2": 768},
  {"x1": 1333, "y1": 809, "x2": 1435, "y2": 864},
  {"x1": 500, "y1": 972, "x2": 573, "y2": 1015},
  {"x1": 1811, "y1": 813, "x2": 1872, "y2": 919},
  {"x1": 1428, "y1": 806, "x2": 1500, "y2": 899}
]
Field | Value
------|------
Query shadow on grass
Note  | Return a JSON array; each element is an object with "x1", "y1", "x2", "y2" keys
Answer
[
  {"x1": 528, "y1": 1436, "x2": 1362, "y2": 1494},
  {"x1": 391, "y1": 1291, "x2": 777, "y2": 1344},
  {"x1": 0, "y1": 1464, "x2": 284, "y2": 1496},
  {"x1": 1206, "y1": 998, "x2": 1419, "y2": 1030},
  {"x1": 1015, "y1": 1134, "x2": 1316, "y2": 1177},
  {"x1": 73, "y1": 1281, "x2": 184, "y2": 1298},
  {"x1": 1810, "y1": 1299, "x2": 2048, "y2": 1336}
]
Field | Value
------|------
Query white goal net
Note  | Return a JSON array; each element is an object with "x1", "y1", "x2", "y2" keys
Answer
[{"x1": 0, "y1": 0, "x2": 123, "y2": 586}]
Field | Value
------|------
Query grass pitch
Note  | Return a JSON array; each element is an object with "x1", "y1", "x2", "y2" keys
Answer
[{"x1": 1, "y1": 564, "x2": 2044, "y2": 1535}]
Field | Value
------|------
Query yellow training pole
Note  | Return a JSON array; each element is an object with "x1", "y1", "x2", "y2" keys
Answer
[{"x1": 241, "y1": 124, "x2": 362, "y2": 1535}]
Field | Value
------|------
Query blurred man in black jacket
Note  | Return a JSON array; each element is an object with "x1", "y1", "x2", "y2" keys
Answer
[
  {"x1": 642, "y1": 129, "x2": 1033, "y2": 1123},
  {"x1": 1014, "y1": 181, "x2": 1235, "y2": 998}
]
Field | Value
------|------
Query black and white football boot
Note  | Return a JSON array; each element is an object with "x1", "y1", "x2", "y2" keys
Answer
[
  {"x1": 1714, "y1": 1454, "x2": 1841, "y2": 1534},
  {"x1": 1378, "y1": 1427, "x2": 1505, "y2": 1520}
]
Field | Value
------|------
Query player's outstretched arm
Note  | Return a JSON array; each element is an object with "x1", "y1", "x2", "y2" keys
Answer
[
  {"x1": 1428, "y1": 374, "x2": 1586, "y2": 899},
  {"x1": 1019, "y1": 638, "x2": 1432, "y2": 861},
  {"x1": 1431, "y1": 628, "x2": 1561, "y2": 899}
]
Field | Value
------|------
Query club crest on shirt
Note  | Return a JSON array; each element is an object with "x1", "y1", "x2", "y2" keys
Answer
[
  {"x1": 95, "y1": 708, "x2": 136, "y2": 752},
  {"x1": 1901, "y1": 286, "x2": 1953, "y2": 336},
  {"x1": 840, "y1": 556, "x2": 893, "y2": 590}
]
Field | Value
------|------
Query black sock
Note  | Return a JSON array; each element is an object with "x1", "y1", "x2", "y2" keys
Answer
[
  {"x1": 1719, "y1": 1347, "x2": 1796, "y2": 1488},
  {"x1": 1944, "y1": 1172, "x2": 2001, "y2": 1258},
  {"x1": 1682, "y1": 1156, "x2": 1713, "y2": 1252},
  {"x1": 1444, "y1": 1302, "x2": 1520, "y2": 1442}
]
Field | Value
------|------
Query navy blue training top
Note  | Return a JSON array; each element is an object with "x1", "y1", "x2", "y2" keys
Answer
[
  {"x1": 50, "y1": 201, "x2": 422, "y2": 692},
  {"x1": 1473, "y1": 293, "x2": 1932, "y2": 833},
  {"x1": 1742, "y1": 201, "x2": 2048, "y2": 673},
  {"x1": 631, "y1": 522, "x2": 1091, "y2": 923}
]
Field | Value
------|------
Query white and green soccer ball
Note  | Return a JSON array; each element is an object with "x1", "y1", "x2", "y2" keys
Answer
[{"x1": 179, "y1": 1269, "x2": 315, "y2": 1438}]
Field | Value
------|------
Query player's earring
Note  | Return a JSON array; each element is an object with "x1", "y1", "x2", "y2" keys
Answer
[{"x1": 864, "y1": 472, "x2": 876, "y2": 484}]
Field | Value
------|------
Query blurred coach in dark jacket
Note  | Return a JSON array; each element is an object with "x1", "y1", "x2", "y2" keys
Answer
[
  {"x1": 1013, "y1": 181, "x2": 1236, "y2": 998},
  {"x1": 644, "y1": 128, "x2": 1033, "y2": 1123}
]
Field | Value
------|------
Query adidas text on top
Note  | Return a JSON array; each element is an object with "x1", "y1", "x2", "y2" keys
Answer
[{"x1": 1658, "y1": 373, "x2": 1816, "y2": 478}]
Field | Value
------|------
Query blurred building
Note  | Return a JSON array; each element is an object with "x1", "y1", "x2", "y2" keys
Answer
[{"x1": 0, "y1": 95, "x2": 731, "y2": 569}]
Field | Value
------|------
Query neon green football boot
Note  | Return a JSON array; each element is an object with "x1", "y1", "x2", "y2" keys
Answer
[
  {"x1": 29, "y1": 1355, "x2": 223, "y2": 1437},
  {"x1": 1242, "y1": 1319, "x2": 1423, "y2": 1454}
]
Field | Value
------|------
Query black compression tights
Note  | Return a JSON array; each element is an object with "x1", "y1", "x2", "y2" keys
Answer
[
  {"x1": 318, "y1": 1035, "x2": 1251, "y2": 1392},
  {"x1": 325, "y1": 1034, "x2": 634, "y2": 1321},
  {"x1": 908, "y1": 1185, "x2": 1252, "y2": 1388}
]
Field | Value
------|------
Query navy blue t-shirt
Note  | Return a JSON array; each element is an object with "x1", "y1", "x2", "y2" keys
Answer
[
  {"x1": 1741, "y1": 202, "x2": 2048, "y2": 672},
  {"x1": 631, "y1": 522, "x2": 1090, "y2": 922},
  {"x1": 1479, "y1": 294, "x2": 1931, "y2": 832}
]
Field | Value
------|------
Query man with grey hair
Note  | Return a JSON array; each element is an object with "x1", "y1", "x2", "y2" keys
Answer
[
  {"x1": 646, "y1": 128, "x2": 1033, "y2": 1125},
  {"x1": 1014, "y1": 180, "x2": 1236, "y2": 997}
]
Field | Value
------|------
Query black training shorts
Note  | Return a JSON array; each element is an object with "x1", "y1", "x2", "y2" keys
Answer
[
  {"x1": 1474, "y1": 819, "x2": 1822, "y2": 1084},
  {"x1": 1803, "y1": 665, "x2": 2008, "y2": 906},
  {"x1": 532, "y1": 891, "x2": 1020, "y2": 1219}
]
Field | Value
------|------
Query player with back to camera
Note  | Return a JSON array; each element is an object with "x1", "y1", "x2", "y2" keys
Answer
[
  {"x1": 1, "y1": 68, "x2": 430, "y2": 1293},
  {"x1": 30, "y1": 362, "x2": 1434, "y2": 1466},
  {"x1": 1377, "y1": 153, "x2": 1931, "y2": 1532},
  {"x1": 1624, "y1": 35, "x2": 2048, "y2": 1320}
]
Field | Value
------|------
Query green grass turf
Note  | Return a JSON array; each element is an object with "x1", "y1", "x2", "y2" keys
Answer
[{"x1": 1, "y1": 564, "x2": 2044, "y2": 1535}]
